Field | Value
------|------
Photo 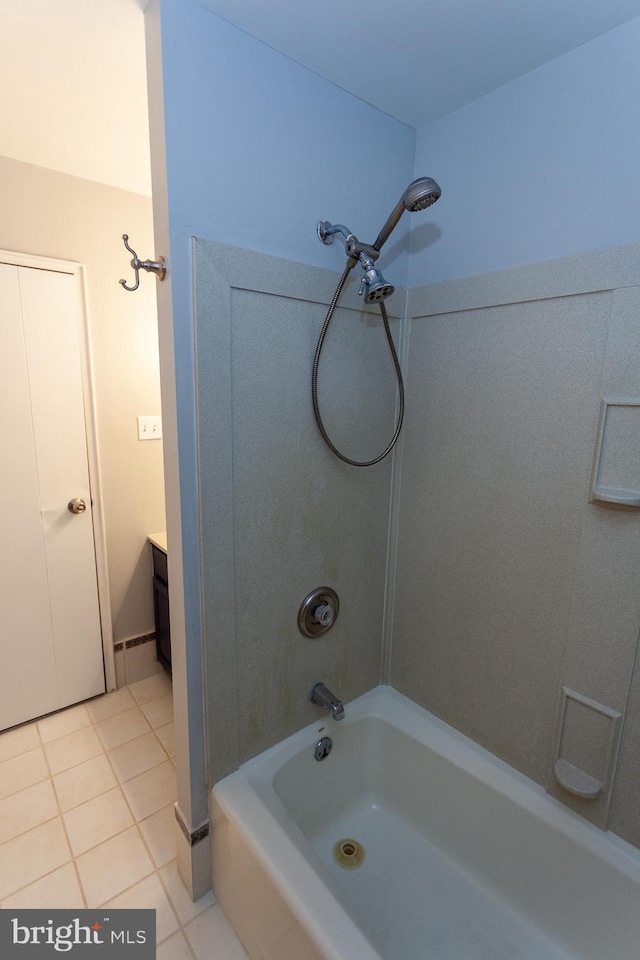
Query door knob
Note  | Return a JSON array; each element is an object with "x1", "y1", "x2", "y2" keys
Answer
[{"x1": 67, "y1": 498, "x2": 87, "y2": 515}]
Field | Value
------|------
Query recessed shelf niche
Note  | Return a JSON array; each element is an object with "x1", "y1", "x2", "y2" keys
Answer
[
  {"x1": 552, "y1": 687, "x2": 622, "y2": 802},
  {"x1": 590, "y1": 398, "x2": 640, "y2": 507}
]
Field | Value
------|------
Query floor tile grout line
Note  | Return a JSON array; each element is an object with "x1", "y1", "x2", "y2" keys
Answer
[
  {"x1": 3, "y1": 854, "x2": 214, "y2": 960},
  {"x1": 153, "y1": 864, "x2": 207, "y2": 960},
  {"x1": 0, "y1": 792, "x2": 60, "y2": 853},
  {"x1": 0, "y1": 677, "x2": 216, "y2": 953},
  {"x1": 0, "y1": 757, "x2": 174, "y2": 862},
  {"x1": 0, "y1": 683, "x2": 173, "y2": 790},
  {"x1": 177, "y1": 924, "x2": 201, "y2": 960},
  {"x1": 61, "y1": 786, "x2": 139, "y2": 859},
  {"x1": 93, "y1": 861, "x2": 160, "y2": 909},
  {"x1": 0, "y1": 744, "x2": 50, "y2": 801},
  {"x1": 0, "y1": 686, "x2": 171, "y2": 905},
  {"x1": 0, "y1": 721, "x2": 86, "y2": 908},
  {"x1": 0, "y1": 831, "x2": 216, "y2": 948},
  {"x1": 96, "y1": 713, "x2": 181, "y2": 921},
  {"x1": 149, "y1": 717, "x2": 175, "y2": 760},
  {"x1": 37, "y1": 711, "x2": 94, "y2": 746},
  {"x1": 36, "y1": 713, "x2": 87, "y2": 906},
  {"x1": 107, "y1": 727, "x2": 173, "y2": 783},
  {"x1": 41, "y1": 717, "x2": 107, "y2": 779},
  {"x1": 70, "y1": 701, "x2": 166, "y2": 911},
  {"x1": 111, "y1": 754, "x2": 170, "y2": 784},
  {"x1": 88, "y1": 690, "x2": 175, "y2": 834},
  {"x1": 91, "y1": 719, "x2": 183, "y2": 941},
  {"x1": 92, "y1": 716, "x2": 168, "y2": 846},
  {"x1": 95, "y1": 864, "x2": 182, "y2": 941},
  {"x1": 1, "y1": 859, "x2": 85, "y2": 909},
  {"x1": 71, "y1": 859, "x2": 90, "y2": 910},
  {"x1": 94, "y1": 709, "x2": 154, "y2": 752}
]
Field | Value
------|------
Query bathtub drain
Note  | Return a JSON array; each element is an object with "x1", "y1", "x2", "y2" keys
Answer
[{"x1": 333, "y1": 838, "x2": 365, "y2": 870}]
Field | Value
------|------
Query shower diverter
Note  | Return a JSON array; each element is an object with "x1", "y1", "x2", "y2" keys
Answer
[{"x1": 298, "y1": 587, "x2": 339, "y2": 638}]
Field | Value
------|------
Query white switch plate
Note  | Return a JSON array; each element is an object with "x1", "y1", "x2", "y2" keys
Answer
[{"x1": 137, "y1": 415, "x2": 163, "y2": 440}]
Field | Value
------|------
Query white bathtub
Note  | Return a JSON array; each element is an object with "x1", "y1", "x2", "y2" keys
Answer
[{"x1": 210, "y1": 686, "x2": 640, "y2": 960}]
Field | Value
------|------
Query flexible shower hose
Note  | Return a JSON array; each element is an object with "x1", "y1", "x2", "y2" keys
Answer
[{"x1": 312, "y1": 260, "x2": 405, "y2": 467}]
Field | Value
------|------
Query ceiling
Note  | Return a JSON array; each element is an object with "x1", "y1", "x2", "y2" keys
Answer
[
  {"x1": 201, "y1": 0, "x2": 640, "y2": 127},
  {"x1": 1, "y1": 0, "x2": 640, "y2": 195}
]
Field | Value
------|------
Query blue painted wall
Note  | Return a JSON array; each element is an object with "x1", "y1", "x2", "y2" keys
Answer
[
  {"x1": 158, "y1": 0, "x2": 415, "y2": 285},
  {"x1": 149, "y1": 0, "x2": 416, "y2": 803},
  {"x1": 410, "y1": 16, "x2": 640, "y2": 285}
]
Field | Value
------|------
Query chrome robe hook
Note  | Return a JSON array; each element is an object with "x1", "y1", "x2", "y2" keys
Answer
[{"x1": 119, "y1": 234, "x2": 166, "y2": 291}]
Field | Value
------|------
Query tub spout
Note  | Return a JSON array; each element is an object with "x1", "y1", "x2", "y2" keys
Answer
[{"x1": 309, "y1": 682, "x2": 345, "y2": 721}]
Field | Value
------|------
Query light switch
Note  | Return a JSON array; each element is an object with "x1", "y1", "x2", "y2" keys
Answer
[{"x1": 137, "y1": 415, "x2": 163, "y2": 440}]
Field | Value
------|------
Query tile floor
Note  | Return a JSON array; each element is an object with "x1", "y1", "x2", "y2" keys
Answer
[{"x1": 0, "y1": 672, "x2": 249, "y2": 960}]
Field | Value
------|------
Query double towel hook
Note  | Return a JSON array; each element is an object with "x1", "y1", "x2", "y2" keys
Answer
[{"x1": 119, "y1": 234, "x2": 166, "y2": 291}]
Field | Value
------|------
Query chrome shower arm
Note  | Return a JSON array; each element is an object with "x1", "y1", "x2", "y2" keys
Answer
[
  {"x1": 317, "y1": 221, "x2": 380, "y2": 262},
  {"x1": 317, "y1": 221, "x2": 355, "y2": 246}
]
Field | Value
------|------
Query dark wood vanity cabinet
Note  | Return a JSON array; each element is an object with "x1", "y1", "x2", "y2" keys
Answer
[{"x1": 152, "y1": 544, "x2": 171, "y2": 676}]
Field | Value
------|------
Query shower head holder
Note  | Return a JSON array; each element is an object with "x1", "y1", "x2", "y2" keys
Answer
[{"x1": 345, "y1": 238, "x2": 379, "y2": 262}]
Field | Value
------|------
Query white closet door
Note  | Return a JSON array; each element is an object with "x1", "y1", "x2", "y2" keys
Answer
[
  {"x1": 0, "y1": 265, "x2": 59, "y2": 726},
  {"x1": 0, "y1": 263, "x2": 105, "y2": 730}
]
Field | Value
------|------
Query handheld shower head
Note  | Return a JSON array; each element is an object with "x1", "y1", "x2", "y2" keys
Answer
[
  {"x1": 373, "y1": 176, "x2": 441, "y2": 251},
  {"x1": 316, "y1": 174, "x2": 440, "y2": 307},
  {"x1": 402, "y1": 177, "x2": 442, "y2": 213}
]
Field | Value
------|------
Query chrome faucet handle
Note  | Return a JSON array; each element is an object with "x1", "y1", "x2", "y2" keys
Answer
[{"x1": 313, "y1": 603, "x2": 334, "y2": 627}]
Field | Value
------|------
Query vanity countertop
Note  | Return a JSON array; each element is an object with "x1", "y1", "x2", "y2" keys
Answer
[{"x1": 148, "y1": 532, "x2": 168, "y2": 553}]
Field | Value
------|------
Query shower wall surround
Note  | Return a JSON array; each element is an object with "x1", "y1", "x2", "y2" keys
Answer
[
  {"x1": 194, "y1": 236, "x2": 640, "y2": 847},
  {"x1": 194, "y1": 239, "x2": 405, "y2": 783},
  {"x1": 393, "y1": 242, "x2": 640, "y2": 841}
]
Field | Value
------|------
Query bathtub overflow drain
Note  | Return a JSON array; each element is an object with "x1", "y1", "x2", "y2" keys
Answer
[
  {"x1": 314, "y1": 736, "x2": 333, "y2": 761},
  {"x1": 333, "y1": 838, "x2": 365, "y2": 870}
]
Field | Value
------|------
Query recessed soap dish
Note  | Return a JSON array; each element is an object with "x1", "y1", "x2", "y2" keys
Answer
[
  {"x1": 550, "y1": 686, "x2": 622, "y2": 808},
  {"x1": 554, "y1": 759, "x2": 602, "y2": 800},
  {"x1": 590, "y1": 398, "x2": 640, "y2": 507}
]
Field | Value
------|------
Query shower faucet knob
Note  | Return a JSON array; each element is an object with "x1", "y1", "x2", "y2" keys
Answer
[
  {"x1": 313, "y1": 603, "x2": 334, "y2": 627},
  {"x1": 358, "y1": 277, "x2": 368, "y2": 297},
  {"x1": 298, "y1": 587, "x2": 339, "y2": 638}
]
